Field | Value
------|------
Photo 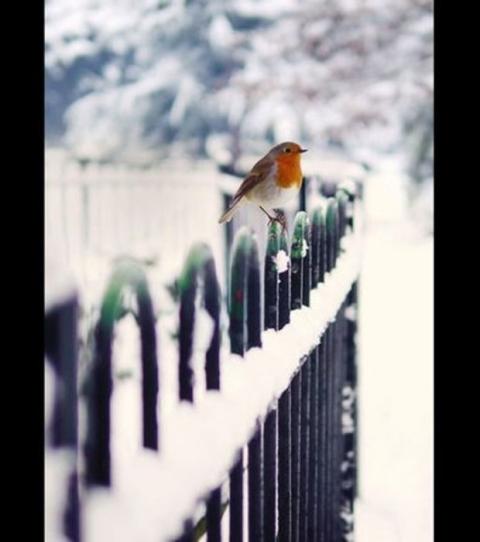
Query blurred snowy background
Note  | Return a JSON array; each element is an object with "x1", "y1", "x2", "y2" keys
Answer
[
  {"x1": 45, "y1": 0, "x2": 432, "y2": 193},
  {"x1": 45, "y1": 1, "x2": 433, "y2": 541}
]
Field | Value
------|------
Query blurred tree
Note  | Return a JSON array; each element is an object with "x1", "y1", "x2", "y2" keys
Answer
[{"x1": 45, "y1": 0, "x2": 432, "y2": 184}]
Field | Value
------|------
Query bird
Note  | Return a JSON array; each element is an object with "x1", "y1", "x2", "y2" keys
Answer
[{"x1": 218, "y1": 141, "x2": 307, "y2": 228}]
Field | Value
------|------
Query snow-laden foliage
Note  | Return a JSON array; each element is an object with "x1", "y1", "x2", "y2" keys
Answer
[{"x1": 45, "y1": 0, "x2": 432, "y2": 180}]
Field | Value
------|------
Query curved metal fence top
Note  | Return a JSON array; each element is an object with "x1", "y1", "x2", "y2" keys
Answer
[
  {"x1": 229, "y1": 226, "x2": 262, "y2": 356},
  {"x1": 291, "y1": 211, "x2": 312, "y2": 311},
  {"x1": 85, "y1": 258, "x2": 159, "y2": 487},
  {"x1": 311, "y1": 207, "x2": 325, "y2": 288},
  {"x1": 325, "y1": 199, "x2": 339, "y2": 273},
  {"x1": 178, "y1": 243, "x2": 221, "y2": 402},
  {"x1": 264, "y1": 221, "x2": 283, "y2": 332}
]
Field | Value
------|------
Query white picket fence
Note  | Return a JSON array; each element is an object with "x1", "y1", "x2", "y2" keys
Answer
[{"x1": 45, "y1": 151, "x2": 228, "y2": 307}]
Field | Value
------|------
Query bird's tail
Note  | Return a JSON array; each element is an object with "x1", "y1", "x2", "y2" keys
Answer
[{"x1": 218, "y1": 197, "x2": 244, "y2": 224}]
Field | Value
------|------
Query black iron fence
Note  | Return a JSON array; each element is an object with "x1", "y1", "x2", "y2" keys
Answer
[
  {"x1": 45, "y1": 293, "x2": 81, "y2": 542},
  {"x1": 45, "y1": 178, "x2": 361, "y2": 542}
]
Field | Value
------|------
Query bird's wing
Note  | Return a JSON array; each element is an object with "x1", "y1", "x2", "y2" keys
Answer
[{"x1": 230, "y1": 156, "x2": 272, "y2": 203}]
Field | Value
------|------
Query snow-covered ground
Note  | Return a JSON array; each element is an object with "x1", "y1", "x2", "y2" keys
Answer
[{"x1": 356, "y1": 169, "x2": 433, "y2": 542}]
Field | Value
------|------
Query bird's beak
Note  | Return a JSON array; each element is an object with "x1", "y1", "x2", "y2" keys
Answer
[{"x1": 299, "y1": 148, "x2": 308, "y2": 153}]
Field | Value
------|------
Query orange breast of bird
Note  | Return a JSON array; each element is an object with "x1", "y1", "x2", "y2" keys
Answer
[{"x1": 275, "y1": 154, "x2": 303, "y2": 189}]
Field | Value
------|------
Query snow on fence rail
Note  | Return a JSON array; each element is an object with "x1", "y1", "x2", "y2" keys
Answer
[{"x1": 45, "y1": 185, "x2": 361, "y2": 542}]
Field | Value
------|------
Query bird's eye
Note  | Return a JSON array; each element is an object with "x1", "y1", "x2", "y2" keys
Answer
[{"x1": 284, "y1": 147, "x2": 291, "y2": 153}]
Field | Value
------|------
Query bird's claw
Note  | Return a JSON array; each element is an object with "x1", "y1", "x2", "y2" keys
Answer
[{"x1": 267, "y1": 211, "x2": 288, "y2": 232}]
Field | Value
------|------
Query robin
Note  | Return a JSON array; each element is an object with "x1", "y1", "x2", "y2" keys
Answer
[{"x1": 218, "y1": 141, "x2": 308, "y2": 228}]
